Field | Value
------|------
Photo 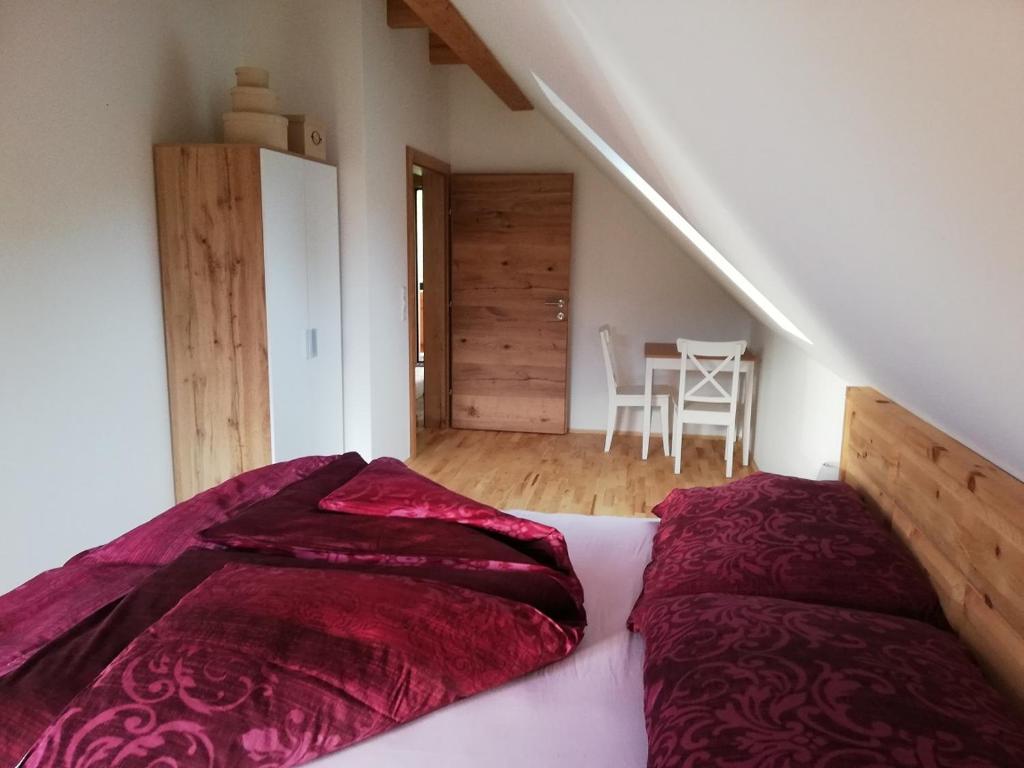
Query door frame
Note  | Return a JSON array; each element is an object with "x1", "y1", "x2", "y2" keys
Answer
[{"x1": 405, "y1": 146, "x2": 451, "y2": 459}]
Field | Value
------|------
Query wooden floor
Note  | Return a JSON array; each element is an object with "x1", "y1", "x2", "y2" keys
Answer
[{"x1": 408, "y1": 430, "x2": 756, "y2": 517}]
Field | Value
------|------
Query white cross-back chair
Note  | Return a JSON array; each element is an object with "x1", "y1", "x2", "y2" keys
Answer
[
  {"x1": 672, "y1": 338, "x2": 747, "y2": 477},
  {"x1": 600, "y1": 325, "x2": 672, "y2": 454}
]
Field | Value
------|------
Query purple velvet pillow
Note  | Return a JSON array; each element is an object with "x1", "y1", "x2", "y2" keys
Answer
[
  {"x1": 641, "y1": 592, "x2": 1024, "y2": 768},
  {"x1": 629, "y1": 472, "x2": 944, "y2": 630}
]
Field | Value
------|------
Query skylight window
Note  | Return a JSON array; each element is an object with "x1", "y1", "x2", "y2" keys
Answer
[{"x1": 533, "y1": 75, "x2": 811, "y2": 345}]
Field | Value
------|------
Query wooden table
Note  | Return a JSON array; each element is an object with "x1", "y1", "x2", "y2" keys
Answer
[{"x1": 642, "y1": 342, "x2": 758, "y2": 463}]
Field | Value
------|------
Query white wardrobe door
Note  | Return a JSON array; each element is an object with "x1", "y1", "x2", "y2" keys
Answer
[
  {"x1": 260, "y1": 149, "x2": 312, "y2": 462},
  {"x1": 303, "y1": 160, "x2": 344, "y2": 455}
]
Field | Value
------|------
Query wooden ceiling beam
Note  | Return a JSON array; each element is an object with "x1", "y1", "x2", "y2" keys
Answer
[
  {"x1": 402, "y1": 0, "x2": 533, "y2": 111},
  {"x1": 428, "y1": 32, "x2": 462, "y2": 65},
  {"x1": 387, "y1": 0, "x2": 425, "y2": 28}
]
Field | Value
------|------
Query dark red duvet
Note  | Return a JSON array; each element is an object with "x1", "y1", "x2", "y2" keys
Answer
[{"x1": 0, "y1": 454, "x2": 585, "y2": 767}]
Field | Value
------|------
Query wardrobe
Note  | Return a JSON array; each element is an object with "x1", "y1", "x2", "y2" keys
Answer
[{"x1": 154, "y1": 144, "x2": 343, "y2": 501}]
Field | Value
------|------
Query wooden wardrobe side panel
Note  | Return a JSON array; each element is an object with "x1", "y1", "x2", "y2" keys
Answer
[{"x1": 154, "y1": 145, "x2": 271, "y2": 501}]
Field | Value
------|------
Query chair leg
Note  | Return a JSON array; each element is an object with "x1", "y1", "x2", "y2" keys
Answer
[
  {"x1": 725, "y1": 425, "x2": 735, "y2": 478},
  {"x1": 604, "y1": 404, "x2": 616, "y2": 452},
  {"x1": 672, "y1": 414, "x2": 683, "y2": 474},
  {"x1": 659, "y1": 403, "x2": 670, "y2": 456}
]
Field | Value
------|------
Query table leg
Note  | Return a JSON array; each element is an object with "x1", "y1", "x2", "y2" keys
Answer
[
  {"x1": 642, "y1": 359, "x2": 654, "y2": 461},
  {"x1": 742, "y1": 366, "x2": 755, "y2": 466}
]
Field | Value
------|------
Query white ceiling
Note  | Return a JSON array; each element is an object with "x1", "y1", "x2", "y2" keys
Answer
[{"x1": 456, "y1": 0, "x2": 1024, "y2": 477}]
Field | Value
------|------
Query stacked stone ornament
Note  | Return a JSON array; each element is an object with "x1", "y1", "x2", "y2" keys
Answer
[{"x1": 222, "y1": 67, "x2": 288, "y2": 150}]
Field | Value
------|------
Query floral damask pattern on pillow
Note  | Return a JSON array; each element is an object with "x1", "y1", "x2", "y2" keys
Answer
[
  {"x1": 24, "y1": 563, "x2": 580, "y2": 767},
  {"x1": 641, "y1": 592, "x2": 1024, "y2": 768},
  {"x1": 630, "y1": 472, "x2": 944, "y2": 630}
]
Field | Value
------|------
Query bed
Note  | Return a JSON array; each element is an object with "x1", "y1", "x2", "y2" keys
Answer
[
  {"x1": 0, "y1": 456, "x2": 656, "y2": 767},
  {"x1": 626, "y1": 387, "x2": 1024, "y2": 766},
  {"x1": 319, "y1": 511, "x2": 655, "y2": 767},
  {"x1": 4, "y1": 386, "x2": 1023, "y2": 767}
]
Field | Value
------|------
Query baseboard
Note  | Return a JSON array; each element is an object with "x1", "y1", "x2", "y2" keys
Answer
[{"x1": 569, "y1": 428, "x2": 727, "y2": 441}]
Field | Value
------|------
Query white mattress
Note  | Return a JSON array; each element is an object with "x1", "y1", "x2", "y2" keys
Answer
[{"x1": 314, "y1": 511, "x2": 657, "y2": 768}]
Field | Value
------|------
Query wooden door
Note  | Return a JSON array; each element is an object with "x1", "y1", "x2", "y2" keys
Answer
[{"x1": 450, "y1": 173, "x2": 573, "y2": 433}]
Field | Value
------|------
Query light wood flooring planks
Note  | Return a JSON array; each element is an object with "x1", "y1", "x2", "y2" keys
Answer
[{"x1": 408, "y1": 430, "x2": 756, "y2": 517}]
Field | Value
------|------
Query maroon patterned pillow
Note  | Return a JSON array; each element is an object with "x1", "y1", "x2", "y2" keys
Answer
[
  {"x1": 641, "y1": 592, "x2": 1024, "y2": 768},
  {"x1": 629, "y1": 472, "x2": 944, "y2": 630}
]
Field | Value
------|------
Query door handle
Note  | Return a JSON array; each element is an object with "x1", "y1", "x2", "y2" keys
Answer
[{"x1": 544, "y1": 298, "x2": 566, "y2": 308}]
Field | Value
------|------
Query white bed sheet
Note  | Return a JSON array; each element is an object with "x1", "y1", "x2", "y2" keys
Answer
[{"x1": 313, "y1": 510, "x2": 657, "y2": 768}]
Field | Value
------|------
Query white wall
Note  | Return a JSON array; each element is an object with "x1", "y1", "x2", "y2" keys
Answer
[
  {"x1": 0, "y1": 0, "x2": 364, "y2": 593},
  {"x1": 0, "y1": 0, "x2": 459, "y2": 592},
  {"x1": 447, "y1": 69, "x2": 753, "y2": 432},
  {"x1": 455, "y1": 0, "x2": 1024, "y2": 480},
  {"x1": 264, "y1": 2, "x2": 372, "y2": 465},
  {"x1": 750, "y1": 324, "x2": 848, "y2": 479},
  {"x1": 356, "y1": 0, "x2": 450, "y2": 459},
  {"x1": 0, "y1": 0, "x2": 823, "y2": 595},
  {"x1": 277, "y1": 0, "x2": 450, "y2": 463}
]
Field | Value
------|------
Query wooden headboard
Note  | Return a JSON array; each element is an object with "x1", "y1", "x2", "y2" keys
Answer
[{"x1": 841, "y1": 387, "x2": 1024, "y2": 710}]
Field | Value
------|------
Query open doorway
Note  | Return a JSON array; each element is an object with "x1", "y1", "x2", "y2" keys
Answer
[{"x1": 406, "y1": 147, "x2": 451, "y2": 458}]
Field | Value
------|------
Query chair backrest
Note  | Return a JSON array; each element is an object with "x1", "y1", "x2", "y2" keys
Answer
[
  {"x1": 676, "y1": 338, "x2": 747, "y2": 412},
  {"x1": 599, "y1": 325, "x2": 620, "y2": 394}
]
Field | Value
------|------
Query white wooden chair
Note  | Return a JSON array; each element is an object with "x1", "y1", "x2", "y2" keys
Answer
[
  {"x1": 600, "y1": 325, "x2": 672, "y2": 454},
  {"x1": 672, "y1": 338, "x2": 747, "y2": 477}
]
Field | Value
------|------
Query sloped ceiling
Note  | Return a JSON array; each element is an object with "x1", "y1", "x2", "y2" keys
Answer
[{"x1": 456, "y1": 0, "x2": 1024, "y2": 477}]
